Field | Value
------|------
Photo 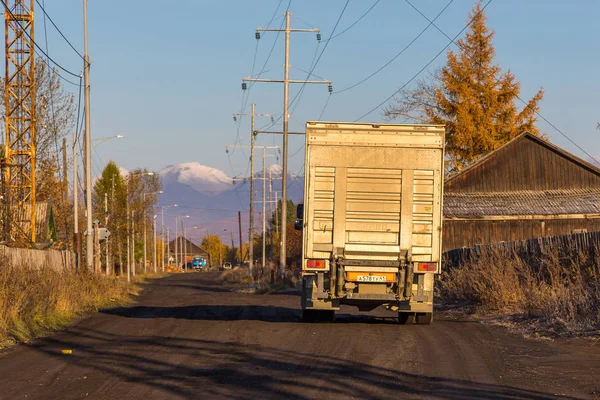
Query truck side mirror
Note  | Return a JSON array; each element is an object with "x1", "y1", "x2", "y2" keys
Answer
[
  {"x1": 294, "y1": 220, "x2": 303, "y2": 231},
  {"x1": 296, "y1": 203, "x2": 304, "y2": 220}
]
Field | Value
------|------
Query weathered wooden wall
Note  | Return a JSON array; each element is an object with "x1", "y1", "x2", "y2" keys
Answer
[
  {"x1": 0, "y1": 245, "x2": 75, "y2": 270},
  {"x1": 445, "y1": 135, "x2": 600, "y2": 192},
  {"x1": 443, "y1": 218, "x2": 600, "y2": 252}
]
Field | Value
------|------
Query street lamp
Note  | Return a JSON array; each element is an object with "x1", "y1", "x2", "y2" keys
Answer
[
  {"x1": 175, "y1": 215, "x2": 190, "y2": 270},
  {"x1": 159, "y1": 204, "x2": 177, "y2": 271},
  {"x1": 125, "y1": 171, "x2": 154, "y2": 283},
  {"x1": 143, "y1": 190, "x2": 163, "y2": 273},
  {"x1": 92, "y1": 134, "x2": 124, "y2": 148}
]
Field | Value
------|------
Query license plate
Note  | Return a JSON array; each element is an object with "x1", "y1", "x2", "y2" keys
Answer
[{"x1": 357, "y1": 275, "x2": 387, "y2": 282}]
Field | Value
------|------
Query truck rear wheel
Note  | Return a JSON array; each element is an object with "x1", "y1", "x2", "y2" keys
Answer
[
  {"x1": 398, "y1": 312, "x2": 415, "y2": 325},
  {"x1": 318, "y1": 310, "x2": 335, "y2": 323},
  {"x1": 301, "y1": 309, "x2": 317, "y2": 322},
  {"x1": 302, "y1": 309, "x2": 335, "y2": 323},
  {"x1": 416, "y1": 312, "x2": 433, "y2": 325}
]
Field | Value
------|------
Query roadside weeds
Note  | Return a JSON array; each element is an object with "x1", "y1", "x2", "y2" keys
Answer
[
  {"x1": 0, "y1": 262, "x2": 166, "y2": 349},
  {"x1": 440, "y1": 246, "x2": 600, "y2": 338}
]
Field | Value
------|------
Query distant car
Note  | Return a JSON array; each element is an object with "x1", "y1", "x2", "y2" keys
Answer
[
  {"x1": 191, "y1": 257, "x2": 206, "y2": 270},
  {"x1": 223, "y1": 262, "x2": 232, "y2": 270}
]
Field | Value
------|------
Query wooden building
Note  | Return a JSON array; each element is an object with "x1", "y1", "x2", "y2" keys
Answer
[
  {"x1": 443, "y1": 133, "x2": 600, "y2": 251},
  {"x1": 167, "y1": 237, "x2": 210, "y2": 265}
]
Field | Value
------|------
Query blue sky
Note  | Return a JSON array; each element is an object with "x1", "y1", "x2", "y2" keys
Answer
[{"x1": 23, "y1": 0, "x2": 600, "y2": 178}]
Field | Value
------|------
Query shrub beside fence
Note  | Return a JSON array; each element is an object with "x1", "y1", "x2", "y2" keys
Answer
[
  {"x1": 444, "y1": 231, "x2": 600, "y2": 268},
  {"x1": 0, "y1": 245, "x2": 75, "y2": 271},
  {"x1": 441, "y1": 231, "x2": 600, "y2": 332}
]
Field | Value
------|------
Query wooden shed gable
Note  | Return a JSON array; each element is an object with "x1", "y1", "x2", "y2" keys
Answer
[{"x1": 445, "y1": 133, "x2": 600, "y2": 192}]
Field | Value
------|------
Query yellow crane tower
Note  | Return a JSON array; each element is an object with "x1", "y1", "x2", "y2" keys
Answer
[{"x1": 3, "y1": 0, "x2": 36, "y2": 243}]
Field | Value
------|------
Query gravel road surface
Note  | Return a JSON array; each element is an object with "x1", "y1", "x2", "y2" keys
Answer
[{"x1": 0, "y1": 272, "x2": 598, "y2": 399}]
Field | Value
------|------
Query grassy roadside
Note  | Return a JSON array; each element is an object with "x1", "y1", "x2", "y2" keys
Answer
[
  {"x1": 0, "y1": 263, "x2": 165, "y2": 349},
  {"x1": 440, "y1": 247, "x2": 600, "y2": 336}
]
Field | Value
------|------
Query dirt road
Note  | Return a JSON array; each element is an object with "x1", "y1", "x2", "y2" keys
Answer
[{"x1": 0, "y1": 272, "x2": 598, "y2": 399}]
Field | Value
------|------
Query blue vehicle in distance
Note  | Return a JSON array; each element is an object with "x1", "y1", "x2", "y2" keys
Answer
[{"x1": 191, "y1": 257, "x2": 207, "y2": 271}]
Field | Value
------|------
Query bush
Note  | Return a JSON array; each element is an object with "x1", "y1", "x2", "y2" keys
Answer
[{"x1": 441, "y1": 246, "x2": 600, "y2": 333}]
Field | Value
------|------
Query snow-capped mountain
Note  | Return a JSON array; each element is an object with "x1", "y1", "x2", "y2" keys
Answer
[
  {"x1": 159, "y1": 162, "x2": 232, "y2": 195},
  {"x1": 156, "y1": 162, "x2": 304, "y2": 240}
]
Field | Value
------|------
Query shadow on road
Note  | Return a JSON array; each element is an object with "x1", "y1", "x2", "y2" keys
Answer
[
  {"x1": 102, "y1": 305, "x2": 302, "y2": 323},
  {"x1": 29, "y1": 327, "x2": 577, "y2": 400},
  {"x1": 102, "y1": 304, "x2": 476, "y2": 326}
]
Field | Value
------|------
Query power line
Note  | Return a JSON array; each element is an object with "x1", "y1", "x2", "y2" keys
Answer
[
  {"x1": 1, "y1": 0, "x2": 81, "y2": 78},
  {"x1": 286, "y1": 0, "x2": 349, "y2": 114},
  {"x1": 35, "y1": 0, "x2": 86, "y2": 62},
  {"x1": 264, "y1": 0, "x2": 349, "y2": 130},
  {"x1": 403, "y1": 0, "x2": 600, "y2": 165},
  {"x1": 38, "y1": 58, "x2": 81, "y2": 86},
  {"x1": 41, "y1": 0, "x2": 69, "y2": 244},
  {"x1": 318, "y1": 94, "x2": 332, "y2": 120},
  {"x1": 232, "y1": 0, "x2": 291, "y2": 156},
  {"x1": 324, "y1": 0, "x2": 381, "y2": 42},
  {"x1": 354, "y1": 0, "x2": 492, "y2": 122},
  {"x1": 334, "y1": 0, "x2": 454, "y2": 95}
]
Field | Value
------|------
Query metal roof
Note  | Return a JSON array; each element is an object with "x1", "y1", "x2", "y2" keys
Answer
[{"x1": 444, "y1": 189, "x2": 600, "y2": 217}]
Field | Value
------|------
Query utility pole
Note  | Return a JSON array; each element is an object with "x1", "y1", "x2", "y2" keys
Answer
[
  {"x1": 262, "y1": 148, "x2": 267, "y2": 270},
  {"x1": 269, "y1": 167, "x2": 273, "y2": 264},
  {"x1": 175, "y1": 218, "x2": 178, "y2": 268},
  {"x1": 143, "y1": 216, "x2": 147, "y2": 274},
  {"x1": 93, "y1": 221, "x2": 100, "y2": 273},
  {"x1": 153, "y1": 214, "x2": 157, "y2": 273},
  {"x1": 233, "y1": 104, "x2": 272, "y2": 276},
  {"x1": 110, "y1": 174, "x2": 115, "y2": 275},
  {"x1": 126, "y1": 197, "x2": 130, "y2": 282},
  {"x1": 132, "y1": 210, "x2": 136, "y2": 277},
  {"x1": 226, "y1": 145, "x2": 280, "y2": 267},
  {"x1": 83, "y1": 0, "x2": 93, "y2": 270},
  {"x1": 62, "y1": 138, "x2": 69, "y2": 248},
  {"x1": 104, "y1": 192, "x2": 109, "y2": 275},
  {"x1": 166, "y1": 228, "x2": 170, "y2": 266},
  {"x1": 72, "y1": 132, "x2": 81, "y2": 270},
  {"x1": 242, "y1": 12, "x2": 331, "y2": 279},
  {"x1": 238, "y1": 211, "x2": 243, "y2": 263}
]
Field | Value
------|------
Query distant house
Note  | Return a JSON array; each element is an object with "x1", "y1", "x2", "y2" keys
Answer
[
  {"x1": 167, "y1": 237, "x2": 210, "y2": 266},
  {"x1": 443, "y1": 133, "x2": 600, "y2": 251}
]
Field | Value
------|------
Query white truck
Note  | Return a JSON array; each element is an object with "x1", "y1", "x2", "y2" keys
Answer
[{"x1": 296, "y1": 121, "x2": 445, "y2": 324}]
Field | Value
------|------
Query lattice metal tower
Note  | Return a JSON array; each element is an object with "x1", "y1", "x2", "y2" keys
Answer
[{"x1": 3, "y1": 0, "x2": 36, "y2": 243}]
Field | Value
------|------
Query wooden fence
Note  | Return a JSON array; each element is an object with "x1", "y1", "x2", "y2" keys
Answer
[
  {"x1": 444, "y1": 231, "x2": 600, "y2": 267},
  {"x1": 0, "y1": 245, "x2": 75, "y2": 271}
]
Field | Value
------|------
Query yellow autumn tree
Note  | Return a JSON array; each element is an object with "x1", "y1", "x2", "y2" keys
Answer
[{"x1": 385, "y1": 1, "x2": 544, "y2": 173}]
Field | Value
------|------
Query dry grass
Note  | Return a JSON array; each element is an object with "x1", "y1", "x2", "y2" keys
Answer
[
  {"x1": 441, "y1": 246, "x2": 600, "y2": 334},
  {"x1": 220, "y1": 262, "x2": 300, "y2": 294},
  {"x1": 0, "y1": 260, "x2": 163, "y2": 348}
]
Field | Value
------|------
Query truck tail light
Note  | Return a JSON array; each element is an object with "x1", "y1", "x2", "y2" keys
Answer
[
  {"x1": 307, "y1": 259, "x2": 326, "y2": 269},
  {"x1": 417, "y1": 262, "x2": 437, "y2": 272}
]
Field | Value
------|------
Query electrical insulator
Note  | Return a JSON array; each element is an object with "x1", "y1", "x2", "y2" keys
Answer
[
  {"x1": 226, "y1": 149, "x2": 229, "y2": 154},
  {"x1": 242, "y1": 82, "x2": 247, "y2": 90},
  {"x1": 271, "y1": 116, "x2": 275, "y2": 123},
  {"x1": 316, "y1": 33, "x2": 321, "y2": 41},
  {"x1": 255, "y1": 32, "x2": 261, "y2": 40},
  {"x1": 328, "y1": 83, "x2": 333, "y2": 93},
  {"x1": 233, "y1": 115, "x2": 237, "y2": 122}
]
